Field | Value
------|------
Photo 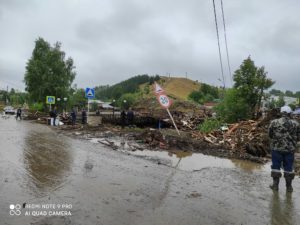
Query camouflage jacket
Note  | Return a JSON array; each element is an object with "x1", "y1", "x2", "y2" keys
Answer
[{"x1": 268, "y1": 116, "x2": 300, "y2": 152}]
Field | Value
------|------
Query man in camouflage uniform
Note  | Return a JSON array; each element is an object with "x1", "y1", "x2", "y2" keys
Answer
[{"x1": 268, "y1": 106, "x2": 300, "y2": 192}]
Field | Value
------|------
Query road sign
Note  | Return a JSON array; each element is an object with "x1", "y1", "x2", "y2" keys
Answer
[
  {"x1": 154, "y1": 82, "x2": 165, "y2": 95},
  {"x1": 157, "y1": 94, "x2": 171, "y2": 109},
  {"x1": 153, "y1": 85, "x2": 179, "y2": 135},
  {"x1": 85, "y1": 88, "x2": 95, "y2": 99},
  {"x1": 46, "y1": 96, "x2": 55, "y2": 104}
]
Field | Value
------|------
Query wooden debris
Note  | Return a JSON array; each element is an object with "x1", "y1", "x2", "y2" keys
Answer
[{"x1": 197, "y1": 119, "x2": 271, "y2": 158}]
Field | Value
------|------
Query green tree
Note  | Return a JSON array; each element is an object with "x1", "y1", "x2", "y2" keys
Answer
[
  {"x1": 289, "y1": 103, "x2": 296, "y2": 111},
  {"x1": 276, "y1": 95, "x2": 285, "y2": 107},
  {"x1": 215, "y1": 89, "x2": 251, "y2": 123},
  {"x1": 118, "y1": 93, "x2": 136, "y2": 110},
  {"x1": 256, "y1": 66, "x2": 275, "y2": 114},
  {"x1": 188, "y1": 91, "x2": 203, "y2": 103},
  {"x1": 24, "y1": 37, "x2": 76, "y2": 108},
  {"x1": 285, "y1": 90, "x2": 294, "y2": 97},
  {"x1": 188, "y1": 83, "x2": 219, "y2": 104},
  {"x1": 268, "y1": 98, "x2": 277, "y2": 109},
  {"x1": 269, "y1": 89, "x2": 283, "y2": 96},
  {"x1": 68, "y1": 89, "x2": 87, "y2": 109},
  {"x1": 233, "y1": 56, "x2": 274, "y2": 116},
  {"x1": 201, "y1": 83, "x2": 219, "y2": 99}
]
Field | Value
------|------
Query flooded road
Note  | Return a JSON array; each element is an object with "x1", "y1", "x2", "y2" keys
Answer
[{"x1": 1, "y1": 116, "x2": 300, "y2": 225}]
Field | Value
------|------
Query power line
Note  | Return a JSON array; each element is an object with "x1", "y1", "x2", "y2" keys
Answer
[
  {"x1": 212, "y1": 0, "x2": 225, "y2": 89},
  {"x1": 0, "y1": 80, "x2": 24, "y2": 91},
  {"x1": 220, "y1": 0, "x2": 232, "y2": 85}
]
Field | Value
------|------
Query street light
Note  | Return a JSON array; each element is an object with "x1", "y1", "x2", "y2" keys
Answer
[
  {"x1": 63, "y1": 97, "x2": 68, "y2": 112},
  {"x1": 112, "y1": 99, "x2": 116, "y2": 119},
  {"x1": 123, "y1": 99, "x2": 127, "y2": 110},
  {"x1": 57, "y1": 98, "x2": 61, "y2": 111}
]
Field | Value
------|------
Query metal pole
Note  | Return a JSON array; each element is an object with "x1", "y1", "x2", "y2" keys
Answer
[
  {"x1": 166, "y1": 108, "x2": 180, "y2": 136},
  {"x1": 87, "y1": 99, "x2": 90, "y2": 124},
  {"x1": 6, "y1": 85, "x2": 8, "y2": 105}
]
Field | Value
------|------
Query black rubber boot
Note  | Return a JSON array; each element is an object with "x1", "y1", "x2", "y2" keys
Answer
[
  {"x1": 284, "y1": 172, "x2": 295, "y2": 193},
  {"x1": 270, "y1": 171, "x2": 281, "y2": 191}
]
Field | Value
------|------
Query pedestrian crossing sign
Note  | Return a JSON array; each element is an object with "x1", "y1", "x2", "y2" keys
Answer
[
  {"x1": 85, "y1": 88, "x2": 95, "y2": 99},
  {"x1": 46, "y1": 96, "x2": 55, "y2": 104}
]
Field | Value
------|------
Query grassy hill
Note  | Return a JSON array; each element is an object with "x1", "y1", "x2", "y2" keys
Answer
[
  {"x1": 158, "y1": 76, "x2": 201, "y2": 100},
  {"x1": 96, "y1": 75, "x2": 201, "y2": 101},
  {"x1": 95, "y1": 75, "x2": 203, "y2": 109}
]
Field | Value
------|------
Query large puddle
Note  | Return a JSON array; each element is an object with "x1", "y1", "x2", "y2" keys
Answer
[
  {"x1": 128, "y1": 149, "x2": 270, "y2": 172},
  {"x1": 89, "y1": 137, "x2": 270, "y2": 172}
]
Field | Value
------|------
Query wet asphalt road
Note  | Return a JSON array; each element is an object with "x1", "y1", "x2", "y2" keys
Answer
[{"x1": 0, "y1": 116, "x2": 300, "y2": 225}]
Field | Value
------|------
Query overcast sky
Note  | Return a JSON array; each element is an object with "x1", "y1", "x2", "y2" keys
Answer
[{"x1": 0, "y1": 0, "x2": 299, "y2": 92}]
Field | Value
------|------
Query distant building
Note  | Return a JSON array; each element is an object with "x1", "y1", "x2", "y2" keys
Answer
[
  {"x1": 87, "y1": 99, "x2": 115, "y2": 110},
  {"x1": 269, "y1": 95, "x2": 297, "y2": 105},
  {"x1": 102, "y1": 102, "x2": 114, "y2": 109},
  {"x1": 261, "y1": 95, "x2": 298, "y2": 110},
  {"x1": 88, "y1": 99, "x2": 104, "y2": 106}
]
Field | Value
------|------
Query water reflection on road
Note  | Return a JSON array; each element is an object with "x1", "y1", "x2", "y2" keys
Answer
[
  {"x1": 127, "y1": 148, "x2": 270, "y2": 172},
  {"x1": 270, "y1": 192, "x2": 296, "y2": 225},
  {"x1": 23, "y1": 131, "x2": 72, "y2": 195}
]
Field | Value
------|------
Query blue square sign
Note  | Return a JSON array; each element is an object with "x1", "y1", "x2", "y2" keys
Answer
[{"x1": 85, "y1": 88, "x2": 95, "y2": 99}]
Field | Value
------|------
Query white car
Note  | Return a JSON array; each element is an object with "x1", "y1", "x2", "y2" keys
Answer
[{"x1": 4, "y1": 106, "x2": 16, "y2": 115}]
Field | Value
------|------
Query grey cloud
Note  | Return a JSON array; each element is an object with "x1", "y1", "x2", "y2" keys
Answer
[{"x1": 0, "y1": 0, "x2": 299, "y2": 92}]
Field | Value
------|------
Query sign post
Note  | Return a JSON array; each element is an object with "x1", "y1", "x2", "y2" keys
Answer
[
  {"x1": 46, "y1": 96, "x2": 56, "y2": 111},
  {"x1": 85, "y1": 88, "x2": 95, "y2": 123},
  {"x1": 154, "y1": 82, "x2": 180, "y2": 135}
]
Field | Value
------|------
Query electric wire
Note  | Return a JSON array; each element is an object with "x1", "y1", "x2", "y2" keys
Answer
[
  {"x1": 212, "y1": 0, "x2": 226, "y2": 89},
  {"x1": 220, "y1": 0, "x2": 232, "y2": 85}
]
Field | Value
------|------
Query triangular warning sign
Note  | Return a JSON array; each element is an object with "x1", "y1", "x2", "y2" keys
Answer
[
  {"x1": 154, "y1": 82, "x2": 164, "y2": 95},
  {"x1": 87, "y1": 89, "x2": 93, "y2": 96}
]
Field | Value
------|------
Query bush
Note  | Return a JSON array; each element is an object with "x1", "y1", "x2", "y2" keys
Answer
[
  {"x1": 30, "y1": 102, "x2": 44, "y2": 111},
  {"x1": 199, "y1": 118, "x2": 223, "y2": 133},
  {"x1": 215, "y1": 88, "x2": 251, "y2": 123},
  {"x1": 188, "y1": 91, "x2": 203, "y2": 103}
]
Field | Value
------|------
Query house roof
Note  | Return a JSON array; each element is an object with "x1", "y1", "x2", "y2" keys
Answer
[{"x1": 88, "y1": 99, "x2": 104, "y2": 104}]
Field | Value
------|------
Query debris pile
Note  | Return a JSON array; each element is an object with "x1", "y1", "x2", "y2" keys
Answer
[
  {"x1": 22, "y1": 111, "x2": 51, "y2": 124},
  {"x1": 134, "y1": 98, "x2": 212, "y2": 130},
  {"x1": 191, "y1": 119, "x2": 270, "y2": 158},
  {"x1": 137, "y1": 129, "x2": 236, "y2": 159}
]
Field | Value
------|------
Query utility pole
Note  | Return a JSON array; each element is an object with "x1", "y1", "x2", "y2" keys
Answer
[{"x1": 6, "y1": 85, "x2": 8, "y2": 105}]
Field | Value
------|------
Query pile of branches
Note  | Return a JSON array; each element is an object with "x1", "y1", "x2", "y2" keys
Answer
[{"x1": 192, "y1": 119, "x2": 270, "y2": 158}]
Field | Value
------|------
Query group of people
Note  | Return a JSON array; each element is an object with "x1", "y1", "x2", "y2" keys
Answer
[
  {"x1": 121, "y1": 108, "x2": 134, "y2": 128},
  {"x1": 70, "y1": 108, "x2": 87, "y2": 126},
  {"x1": 49, "y1": 107, "x2": 87, "y2": 126}
]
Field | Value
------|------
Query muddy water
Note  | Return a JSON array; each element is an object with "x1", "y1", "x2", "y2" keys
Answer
[
  {"x1": 1, "y1": 116, "x2": 300, "y2": 225},
  {"x1": 126, "y1": 149, "x2": 270, "y2": 172}
]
